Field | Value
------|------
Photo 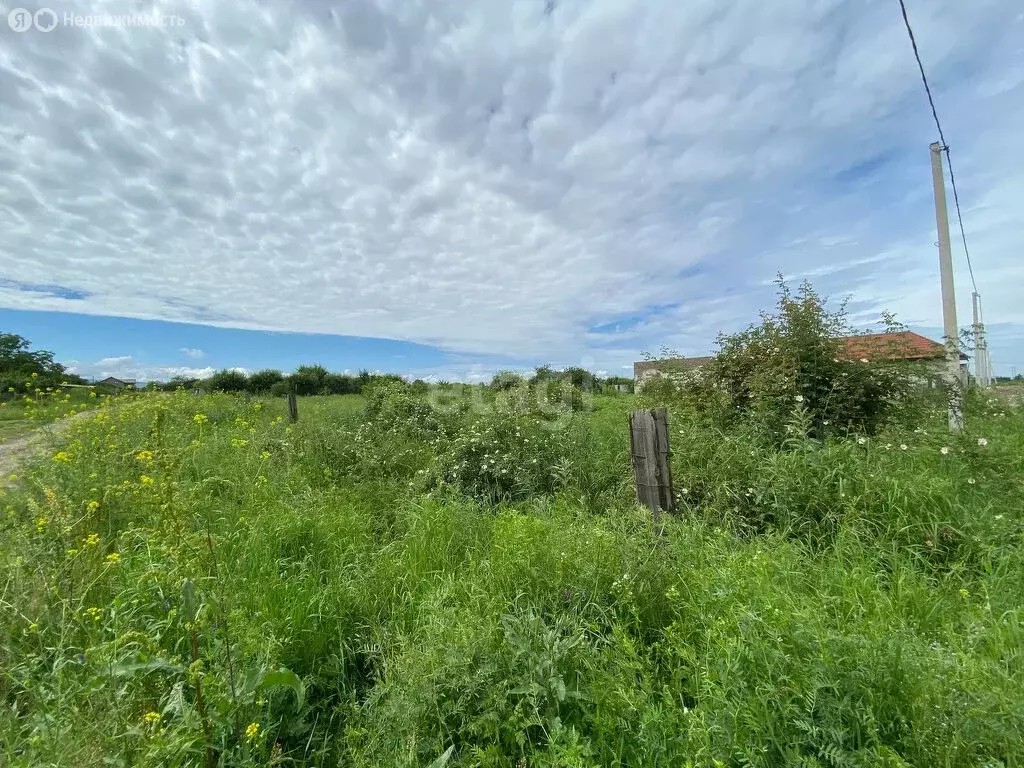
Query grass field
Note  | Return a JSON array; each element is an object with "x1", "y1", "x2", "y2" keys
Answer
[{"x1": 1, "y1": 385, "x2": 1022, "y2": 767}]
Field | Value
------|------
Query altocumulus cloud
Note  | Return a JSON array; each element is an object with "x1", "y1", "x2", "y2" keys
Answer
[{"x1": 1, "y1": 0, "x2": 1022, "y2": 371}]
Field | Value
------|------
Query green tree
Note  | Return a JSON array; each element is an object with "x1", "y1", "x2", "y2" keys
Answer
[
  {"x1": 206, "y1": 369, "x2": 249, "y2": 393},
  {"x1": 247, "y1": 369, "x2": 284, "y2": 394},
  {"x1": 0, "y1": 333, "x2": 82, "y2": 391},
  {"x1": 291, "y1": 365, "x2": 329, "y2": 395},
  {"x1": 491, "y1": 371, "x2": 526, "y2": 391},
  {"x1": 164, "y1": 375, "x2": 200, "y2": 391},
  {"x1": 323, "y1": 373, "x2": 359, "y2": 394}
]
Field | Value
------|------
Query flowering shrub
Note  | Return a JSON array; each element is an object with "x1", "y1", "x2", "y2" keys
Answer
[
  {"x1": 363, "y1": 380, "x2": 462, "y2": 441},
  {"x1": 423, "y1": 408, "x2": 570, "y2": 502},
  {"x1": 652, "y1": 280, "x2": 927, "y2": 443}
]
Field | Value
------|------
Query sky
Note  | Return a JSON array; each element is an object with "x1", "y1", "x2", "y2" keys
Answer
[{"x1": 1, "y1": 0, "x2": 1022, "y2": 382}]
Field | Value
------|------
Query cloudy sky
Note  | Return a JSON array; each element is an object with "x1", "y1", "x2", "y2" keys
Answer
[{"x1": 1, "y1": 0, "x2": 1022, "y2": 381}]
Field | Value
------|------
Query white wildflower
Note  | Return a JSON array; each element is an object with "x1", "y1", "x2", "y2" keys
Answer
[
  {"x1": 940, "y1": 447, "x2": 949, "y2": 455},
  {"x1": 794, "y1": 394, "x2": 804, "y2": 402},
  {"x1": 860, "y1": 358, "x2": 869, "y2": 363},
  {"x1": 978, "y1": 437, "x2": 988, "y2": 447},
  {"x1": 900, "y1": 444, "x2": 908, "y2": 451},
  {"x1": 857, "y1": 437, "x2": 867, "y2": 445}
]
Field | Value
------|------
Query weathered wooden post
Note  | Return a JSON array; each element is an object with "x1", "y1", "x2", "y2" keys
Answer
[
  {"x1": 629, "y1": 407, "x2": 674, "y2": 531},
  {"x1": 287, "y1": 392, "x2": 298, "y2": 423}
]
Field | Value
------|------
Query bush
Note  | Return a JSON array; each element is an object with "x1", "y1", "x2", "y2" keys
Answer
[
  {"x1": 206, "y1": 368, "x2": 249, "y2": 393},
  {"x1": 248, "y1": 369, "x2": 284, "y2": 393},
  {"x1": 269, "y1": 379, "x2": 292, "y2": 397},
  {"x1": 652, "y1": 279, "x2": 924, "y2": 444},
  {"x1": 363, "y1": 381, "x2": 460, "y2": 442},
  {"x1": 291, "y1": 365, "x2": 329, "y2": 396},
  {"x1": 491, "y1": 371, "x2": 526, "y2": 391},
  {"x1": 323, "y1": 373, "x2": 360, "y2": 395},
  {"x1": 424, "y1": 407, "x2": 570, "y2": 503}
]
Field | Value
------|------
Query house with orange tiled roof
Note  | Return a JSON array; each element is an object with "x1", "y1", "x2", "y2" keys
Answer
[
  {"x1": 838, "y1": 331, "x2": 967, "y2": 385},
  {"x1": 838, "y1": 331, "x2": 964, "y2": 363}
]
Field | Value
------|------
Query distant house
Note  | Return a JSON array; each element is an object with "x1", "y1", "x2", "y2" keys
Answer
[
  {"x1": 633, "y1": 357, "x2": 714, "y2": 389},
  {"x1": 95, "y1": 376, "x2": 136, "y2": 390},
  {"x1": 838, "y1": 331, "x2": 968, "y2": 385},
  {"x1": 634, "y1": 332, "x2": 967, "y2": 391}
]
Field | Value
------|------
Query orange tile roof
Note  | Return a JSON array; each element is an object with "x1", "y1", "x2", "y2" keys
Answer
[{"x1": 839, "y1": 331, "x2": 957, "y2": 361}]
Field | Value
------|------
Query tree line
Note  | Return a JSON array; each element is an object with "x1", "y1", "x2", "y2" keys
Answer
[
  {"x1": 491, "y1": 365, "x2": 634, "y2": 394},
  {"x1": 1, "y1": 331, "x2": 640, "y2": 397},
  {"x1": 150, "y1": 365, "x2": 408, "y2": 396}
]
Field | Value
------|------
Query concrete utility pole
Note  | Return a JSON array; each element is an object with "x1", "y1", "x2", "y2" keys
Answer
[
  {"x1": 930, "y1": 142, "x2": 964, "y2": 431},
  {"x1": 972, "y1": 292, "x2": 990, "y2": 388}
]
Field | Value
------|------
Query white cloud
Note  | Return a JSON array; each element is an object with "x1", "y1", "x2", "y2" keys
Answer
[
  {"x1": 180, "y1": 347, "x2": 205, "y2": 359},
  {"x1": 67, "y1": 354, "x2": 241, "y2": 382},
  {"x1": 1, "y1": 0, "x2": 1022, "y2": 373}
]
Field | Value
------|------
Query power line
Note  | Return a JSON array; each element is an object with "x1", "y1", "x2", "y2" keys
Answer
[{"x1": 896, "y1": 0, "x2": 978, "y2": 293}]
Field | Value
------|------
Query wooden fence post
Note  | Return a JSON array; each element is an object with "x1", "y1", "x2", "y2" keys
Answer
[
  {"x1": 287, "y1": 392, "x2": 298, "y2": 423},
  {"x1": 629, "y1": 407, "x2": 674, "y2": 530}
]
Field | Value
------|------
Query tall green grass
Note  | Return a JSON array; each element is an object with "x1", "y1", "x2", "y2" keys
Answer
[{"x1": 1, "y1": 388, "x2": 1021, "y2": 766}]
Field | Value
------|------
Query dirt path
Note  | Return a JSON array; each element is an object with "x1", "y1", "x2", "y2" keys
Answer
[{"x1": 0, "y1": 412, "x2": 94, "y2": 478}]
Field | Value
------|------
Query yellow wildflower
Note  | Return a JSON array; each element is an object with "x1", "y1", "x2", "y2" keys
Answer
[
  {"x1": 105, "y1": 552, "x2": 120, "y2": 565},
  {"x1": 36, "y1": 516, "x2": 49, "y2": 533},
  {"x1": 140, "y1": 475, "x2": 154, "y2": 486},
  {"x1": 52, "y1": 451, "x2": 72, "y2": 463},
  {"x1": 84, "y1": 533, "x2": 100, "y2": 547},
  {"x1": 245, "y1": 722, "x2": 260, "y2": 741},
  {"x1": 260, "y1": 451, "x2": 270, "y2": 460},
  {"x1": 87, "y1": 500, "x2": 100, "y2": 512},
  {"x1": 135, "y1": 450, "x2": 154, "y2": 463},
  {"x1": 231, "y1": 438, "x2": 248, "y2": 448},
  {"x1": 66, "y1": 548, "x2": 78, "y2": 557},
  {"x1": 959, "y1": 588, "x2": 969, "y2": 598},
  {"x1": 144, "y1": 711, "x2": 161, "y2": 724},
  {"x1": 31, "y1": 372, "x2": 37, "y2": 378},
  {"x1": 193, "y1": 413, "x2": 208, "y2": 425}
]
